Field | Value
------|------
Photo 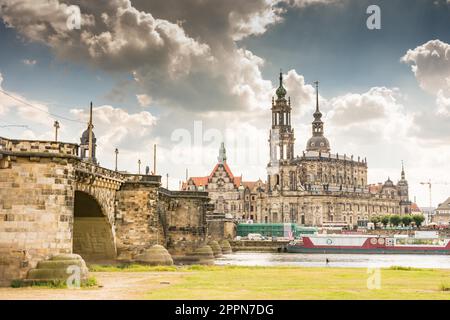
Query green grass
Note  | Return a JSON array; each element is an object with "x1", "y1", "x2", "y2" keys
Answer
[
  {"x1": 389, "y1": 266, "x2": 425, "y2": 271},
  {"x1": 128, "y1": 266, "x2": 450, "y2": 300}
]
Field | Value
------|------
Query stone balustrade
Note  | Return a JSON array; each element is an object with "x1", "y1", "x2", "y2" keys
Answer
[{"x1": 0, "y1": 136, "x2": 78, "y2": 157}]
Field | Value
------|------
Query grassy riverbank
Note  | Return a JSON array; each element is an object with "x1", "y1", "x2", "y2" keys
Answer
[
  {"x1": 89, "y1": 264, "x2": 450, "y2": 300},
  {"x1": 2, "y1": 265, "x2": 449, "y2": 300}
]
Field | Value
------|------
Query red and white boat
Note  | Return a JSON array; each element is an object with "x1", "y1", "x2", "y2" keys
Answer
[{"x1": 286, "y1": 234, "x2": 450, "y2": 255}]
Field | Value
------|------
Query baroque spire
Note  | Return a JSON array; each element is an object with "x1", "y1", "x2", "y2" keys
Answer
[{"x1": 306, "y1": 80, "x2": 330, "y2": 153}]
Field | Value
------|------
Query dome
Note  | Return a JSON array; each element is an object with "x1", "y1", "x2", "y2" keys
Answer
[
  {"x1": 276, "y1": 85, "x2": 287, "y2": 99},
  {"x1": 80, "y1": 128, "x2": 96, "y2": 144},
  {"x1": 384, "y1": 177, "x2": 394, "y2": 187},
  {"x1": 306, "y1": 136, "x2": 330, "y2": 153}
]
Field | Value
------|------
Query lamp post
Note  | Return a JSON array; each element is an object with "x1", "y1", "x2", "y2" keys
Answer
[
  {"x1": 53, "y1": 121, "x2": 60, "y2": 142},
  {"x1": 114, "y1": 148, "x2": 119, "y2": 172},
  {"x1": 138, "y1": 159, "x2": 141, "y2": 174}
]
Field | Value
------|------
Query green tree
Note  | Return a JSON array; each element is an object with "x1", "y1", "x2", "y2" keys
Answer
[
  {"x1": 412, "y1": 214, "x2": 425, "y2": 228},
  {"x1": 401, "y1": 215, "x2": 412, "y2": 227},
  {"x1": 370, "y1": 216, "x2": 380, "y2": 229},
  {"x1": 389, "y1": 215, "x2": 401, "y2": 227},
  {"x1": 381, "y1": 215, "x2": 390, "y2": 227}
]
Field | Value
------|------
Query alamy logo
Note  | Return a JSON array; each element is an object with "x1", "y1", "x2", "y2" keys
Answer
[
  {"x1": 366, "y1": 5, "x2": 381, "y2": 30},
  {"x1": 66, "y1": 5, "x2": 81, "y2": 30},
  {"x1": 66, "y1": 265, "x2": 81, "y2": 289},
  {"x1": 367, "y1": 267, "x2": 381, "y2": 289}
]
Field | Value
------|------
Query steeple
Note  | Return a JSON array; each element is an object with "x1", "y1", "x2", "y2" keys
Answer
[
  {"x1": 401, "y1": 160, "x2": 406, "y2": 180},
  {"x1": 313, "y1": 81, "x2": 323, "y2": 130},
  {"x1": 218, "y1": 142, "x2": 227, "y2": 164},
  {"x1": 306, "y1": 81, "x2": 330, "y2": 153}
]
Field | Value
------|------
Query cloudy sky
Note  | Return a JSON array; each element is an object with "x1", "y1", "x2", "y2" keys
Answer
[{"x1": 0, "y1": 0, "x2": 449, "y2": 207}]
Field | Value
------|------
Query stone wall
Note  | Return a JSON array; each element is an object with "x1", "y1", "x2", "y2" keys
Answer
[
  {"x1": 0, "y1": 156, "x2": 76, "y2": 283},
  {"x1": 159, "y1": 188, "x2": 210, "y2": 255},
  {"x1": 73, "y1": 217, "x2": 116, "y2": 261},
  {"x1": 114, "y1": 176, "x2": 161, "y2": 260}
]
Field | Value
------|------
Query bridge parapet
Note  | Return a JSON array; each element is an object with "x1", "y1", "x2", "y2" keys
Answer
[
  {"x1": 158, "y1": 187, "x2": 209, "y2": 199},
  {"x1": 75, "y1": 160, "x2": 124, "y2": 186},
  {"x1": 123, "y1": 173, "x2": 161, "y2": 185},
  {"x1": 0, "y1": 136, "x2": 78, "y2": 158}
]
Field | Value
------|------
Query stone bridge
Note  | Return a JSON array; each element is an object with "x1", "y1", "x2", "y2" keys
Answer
[{"x1": 0, "y1": 137, "x2": 212, "y2": 286}]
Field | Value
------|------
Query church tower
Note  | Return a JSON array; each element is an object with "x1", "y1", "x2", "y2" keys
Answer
[
  {"x1": 306, "y1": 81, "x2": 330, "y2": 153},
  {"x1": 397, "y1": 161, "x2": 411, "y2": 214},
  {"x1": 267, "y1": 72, "x2": 295, "y2": 192},
  {"x1": 268, "y1": 72, "x2": 295, "y2": 165}
]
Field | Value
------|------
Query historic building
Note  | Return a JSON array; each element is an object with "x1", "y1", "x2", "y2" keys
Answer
[
  {"x1": 184, "y1": 73, "x2": 412, "y2": 227},
  {"x1": 432, "y1": 197, "x2": 450, "y2": 225},
  {"x1": 182, "y1": 143, "x2": 266, "y2": 222}
]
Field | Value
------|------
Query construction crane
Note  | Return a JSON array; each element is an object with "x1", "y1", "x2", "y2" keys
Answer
[{"x1": 420, "y1": 180, "x2": 449, "y2": 208}]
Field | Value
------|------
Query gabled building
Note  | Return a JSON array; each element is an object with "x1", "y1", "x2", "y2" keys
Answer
[{"x1": 182, "y1": 143, "x2": 267, "y2": 221}]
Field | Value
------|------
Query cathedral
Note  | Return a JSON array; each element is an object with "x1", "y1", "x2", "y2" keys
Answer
[{"x1": 183, "y1": 73, "x2": 411, "y2": 228}]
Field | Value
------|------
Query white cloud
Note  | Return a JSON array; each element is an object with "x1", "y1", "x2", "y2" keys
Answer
[
  {"x1": 436, "y1": 90, "x2": 450, "y2": 116},
  {"x1": 328, "y1": 87, "x2": 403, "y2": 126},
  {"x1": 0, "y1": 72, "x2": 52, "y2": 124},
  {"x1": 0, "y1": 0, "x2": 212, "y2": 78},
  {"x1": 22, "y1": 59, "x2": 37, "y2": 66},
  {"x1": 136, "y1": 94, "x2": 152, "y2": 107},
  {"x1": 401, "y1": 39, "x2": 450, "y2": 96}
]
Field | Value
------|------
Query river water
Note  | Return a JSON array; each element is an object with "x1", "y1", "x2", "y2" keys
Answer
[{"x1": 215, "y1": 252, "x2": 450, "y2": 269}]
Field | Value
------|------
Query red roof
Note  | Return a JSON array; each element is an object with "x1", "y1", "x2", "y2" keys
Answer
[
  {"x1": 242, "y1": 181, "x2": 257, "y2": 190},
  {"x1": 190, "y1": 176, "x2": 209, "y2": 187},
  {"x1": 183, "y1": 161, "x2": 242, "y2": 189},
  {"x1": 411, "y1": 203, "x2": 421, "y2": 212}
]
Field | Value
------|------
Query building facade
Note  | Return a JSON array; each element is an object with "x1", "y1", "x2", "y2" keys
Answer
[
  {"x1": 184, "y1": 73, "x2": 412, "y2": 228},
  {"x1": 182, "y1": 142, "x2": 266, "y2": 222},
  {"x1": 432, "y1": 197, "x2": 450, "y2": 225}
]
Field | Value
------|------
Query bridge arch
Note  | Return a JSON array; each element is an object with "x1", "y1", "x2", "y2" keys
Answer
[{"x1": 73, "y1": 190, "x2": 116, "y2": 262}]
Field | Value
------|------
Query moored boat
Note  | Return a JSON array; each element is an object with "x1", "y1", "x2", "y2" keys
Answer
[{"x1": 286, "y1": 234, "x2": 450, "y2": 255}]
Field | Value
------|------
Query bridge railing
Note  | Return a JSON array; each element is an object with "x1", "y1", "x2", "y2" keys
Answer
[
  {"x1": 158, "y1": 187, "x2": 209, "y2": 199},
  {"x1": 0, "y1": 136, "x2": 79, "y2": 157},
  {"x1": 76, "y1": 160, "x2": 126, "y2": 181}
]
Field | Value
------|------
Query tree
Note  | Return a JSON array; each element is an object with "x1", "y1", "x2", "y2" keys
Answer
[
  {"x1": 370, "y1": 216, "x2": 381, "y2": 229},
  {"x1": 389, "y1": 215, "x2": 401, "y2": 227},
  {"x1": 401, "y1": 215, "x2": 412, "y2": 227},
  {"x1": 412, "y1": 214, "x2": 425, "y2": 228},
  {"x1": 381, "y1": 215, "x2": 390, "y2": 227}
]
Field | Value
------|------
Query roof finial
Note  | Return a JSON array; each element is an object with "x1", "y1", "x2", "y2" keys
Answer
[{"x1": 279, "y1": 69, "x2": 283, "y2": 87}]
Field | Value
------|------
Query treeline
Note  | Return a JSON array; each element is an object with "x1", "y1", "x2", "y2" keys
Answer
[{"x1": 369, "y1": 214, "x2": 425, "y2": 229}]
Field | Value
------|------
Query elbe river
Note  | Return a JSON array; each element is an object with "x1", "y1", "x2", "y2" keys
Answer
[{"x1": 215, "y1": 252, "x2": 450, "y2": 269}]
